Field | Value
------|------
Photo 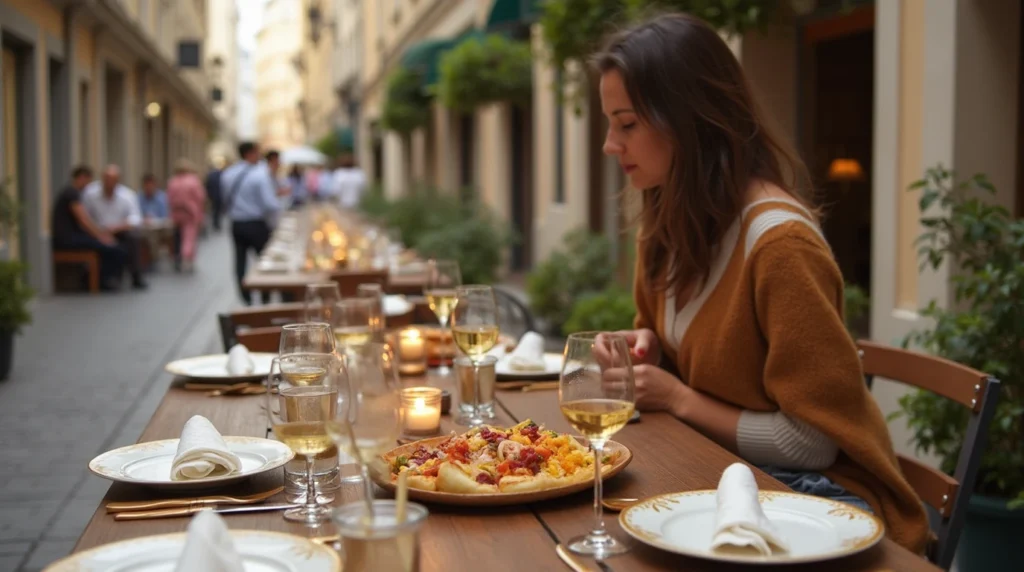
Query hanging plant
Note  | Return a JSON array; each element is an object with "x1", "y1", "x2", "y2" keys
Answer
[
  {"x1": 381, "y1": 67, "x2": 432, "y2": 135},
  {"x1": 436, "y1": 34, "x2": 533, "y2": 113},
  {"x1": 540, "y1": 0, "x2": 771, "y2": 110}
]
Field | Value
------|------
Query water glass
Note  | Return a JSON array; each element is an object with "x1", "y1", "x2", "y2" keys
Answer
[
  {"x1": 454, "y1": 355, "x2": 496, "y2": 419},
  {"x1": 333, "y1": 500, "x2": 428, "y2": 572}
]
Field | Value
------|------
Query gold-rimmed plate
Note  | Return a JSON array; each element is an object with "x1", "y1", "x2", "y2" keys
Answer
[
  {"x1": 165, "y1": 353, "x2": 276, "y2": 382},
  {"x1": 619, "y1": 490, "x2": 884, "y2": 565},
  {"x1": 88, "y1": 437, "x2": 294, "y2": 491},
  {"x1": 372, "y1": 436, "x2": 632, "y2": 506},
  {"x1": 44, "y1": 530, "x2": 340, "y2": 572}
]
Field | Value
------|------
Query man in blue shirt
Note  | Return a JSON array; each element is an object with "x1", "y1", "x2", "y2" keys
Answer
[
  {"x1": 221, "y1": 141, "x2": 283, "y2": 304},
  {"x1": 138, "y1": 174, "x2": 168, "y2": 220}
]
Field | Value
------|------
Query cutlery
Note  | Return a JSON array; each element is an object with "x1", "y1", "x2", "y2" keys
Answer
[
  {"x1": 114, "y1": 502, "x2": 299, "y2": 521},
  {"x1": 601, "y1": 497, "x2": 640, "y2": 512},
  {"x1": 183, "y1": 382, "x2": 259, "y2": 391},
  {"x1": 556, "y1": 544, "x2": 598, "y2": 572},
  {"x1": 521, "y1": 381, "x2": 560, "y2": 392},
  {"x1": 106, "y1": 486, "x2": 284, "y2": 513},
  {"x1": 207, "y1": 385, "x2": 265, "y2": 397}
]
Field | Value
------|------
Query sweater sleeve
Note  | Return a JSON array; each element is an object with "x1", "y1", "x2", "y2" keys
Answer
[{"x1": 737, "y1": 410, "x2": 839, "y2": 470}]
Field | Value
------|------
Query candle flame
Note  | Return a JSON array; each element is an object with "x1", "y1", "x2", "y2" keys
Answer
[{"x1": 414, "y1": 397, "x2": 425, "y2": 411}]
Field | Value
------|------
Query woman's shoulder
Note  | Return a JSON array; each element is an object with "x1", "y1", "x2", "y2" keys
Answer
[{"x1": 738, "y1": 181, "x2": 827, "y2": 261}]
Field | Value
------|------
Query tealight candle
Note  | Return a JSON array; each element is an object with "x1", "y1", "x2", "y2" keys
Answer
[
  {"x1": 401, "y1": 387, "x2": 442, "y2": 436},
  {"x1": 398, "y1": 328, "x2": 426, "y2": 376}
]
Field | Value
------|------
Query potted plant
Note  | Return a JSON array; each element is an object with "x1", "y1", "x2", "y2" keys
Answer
[
  {"x1": 436, "y1": 34, "x2": 533, "y2": 113},
  {"x1": 0, "y1": 259, "x2": 34, "y2": 380},
  {"x1": 380, "y1": 67, "x2": 432, "y2": 135},
  {"x1": 891, "y1": 166, "x2": 1024, "y2": 571}
]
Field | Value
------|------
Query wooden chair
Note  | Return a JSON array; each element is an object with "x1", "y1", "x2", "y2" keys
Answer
[
  {"x1": 218, "y1": 304, "x2": 305, "y2": 351},
  {"x1": 53, "y1": 251, "x2": 100, "y2": 293},
  {"x1": 857, "y1": 340, "x2": 1001, "y2": 570},
  {"x1": 234, "y1": 326, "x2": 283, "y2": 353},
  {"x1": 330, "y1": 269, "x2": 388, "y2": 297}
]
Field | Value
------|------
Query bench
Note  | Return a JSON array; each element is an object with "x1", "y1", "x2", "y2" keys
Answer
[{"x1": 53, "y1": 250, "x2": 99, "y2": 293}]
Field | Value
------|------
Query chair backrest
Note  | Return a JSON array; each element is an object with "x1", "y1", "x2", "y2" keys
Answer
[
  {"x1": 857, "y1": 340, "x2": 1000, "y2": 570},
  {"x1": 218, "y1": 304, "x2": 306, "y2": 352},
  {"x1": 330, "y1": 269, "x2": 388, "y2": 297},
  {"x1": 493, "y1": 286, "x2": 538, "y2": 342},
  {"x1": 235, "y1": 326, "x2": 284, "y2": 353}
]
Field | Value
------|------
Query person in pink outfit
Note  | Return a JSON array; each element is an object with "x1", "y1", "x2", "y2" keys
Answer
[{"x1": 166, "y1": 159, "x2": 207, "y2": 272}]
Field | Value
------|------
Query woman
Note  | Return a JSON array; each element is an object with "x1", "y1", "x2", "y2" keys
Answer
[
  {"x1": 166, "y1": 158, "x2": 207, "y2": 272},
  {"x1": 595, "y1": 14, "x2": 928, "y2": 553}
]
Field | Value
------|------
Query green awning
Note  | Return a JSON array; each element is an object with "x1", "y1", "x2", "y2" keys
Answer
[
  {"x1": 486, "y1": 0, "x2": 541, "y2": 32},
  {"x1": 336, "y1": 127, "x2": 354, "y2": 152},
  {"x1": 400, "y1": 30, "x2": 487, "y2": 87}
]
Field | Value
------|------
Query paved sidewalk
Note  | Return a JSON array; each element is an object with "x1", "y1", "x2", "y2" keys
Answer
[{"x1": 0, "y1": 230, "x2": 242, "y2": 571}]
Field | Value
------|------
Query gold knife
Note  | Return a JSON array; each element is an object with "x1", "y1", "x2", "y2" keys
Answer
[
  {"x1": 114, "y1": 502, "x2": 299, "y2": 521},
  {"x1": 555, "y1": 544, "x2": 598, "y2": 572},
  {"x1": 106, "y1": 486, "x2": 284, "y2": 513}
]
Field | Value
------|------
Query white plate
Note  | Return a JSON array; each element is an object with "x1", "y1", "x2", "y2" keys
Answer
[
  {"x1": 44, "y1": 529, "x2": 340, "y2": 571},
  {"x1": 495, "y1": 352, "x2": 564, "y2": 380},
  {"x1": 88, "y1": 436, "x2": 294, "y2": 491},
  {"x1": 383, "y1": 294, "x2": 413, "y2": 317},
  {"x1": 165, "y1": 353, "x2": 276, "y2": 382},
  {"x1": 256, "y1": 259, "x2": 290, "y2": 273},
  {"x1": 620, "y1": 490, "x2": 885, "y2": 565}
]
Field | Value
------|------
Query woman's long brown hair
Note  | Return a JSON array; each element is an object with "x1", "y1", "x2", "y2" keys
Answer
[{"x1": 593, "y1": 13, "x2": 817, "y2": 296}]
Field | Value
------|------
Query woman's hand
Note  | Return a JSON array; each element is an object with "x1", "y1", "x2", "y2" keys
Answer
[
  {"x1": 595, "y1": 329, "x2": 662, "y2": 366},
  {"x1": 603, "y1": 363, "x2": 690, "y2": 416}
]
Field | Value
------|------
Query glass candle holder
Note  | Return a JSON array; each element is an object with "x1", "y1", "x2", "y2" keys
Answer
[
  {"x1": 400, "y1": 387, "x2": 442, "y2": 437},
  {"x1": 397, "y1": 328, "x2": 427, "y2": 376}
]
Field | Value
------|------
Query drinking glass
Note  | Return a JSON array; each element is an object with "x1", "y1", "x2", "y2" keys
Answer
[
  {"x1": 356, "y1": 282, "x2": 385, "y2": 342},
  {"x1": 450, "y1": 285, "x2": 499, "y2": 426},
  {"x1": 279, "y1": 322, "x2": 336, "y2": 356},
  {"x1": 304, "y1": 283, "x2": 343, "y2": 323},
  {"x1": 558, "y1": 332, "x2": 636, "y2": 557},
  {"x1": 325, "y1": 342, "x2": 402, "y2": 520},
  {"x1": 424, "y1": 259, "x2": 461, "y2": 376},
  {"x1": 267, "y1": 353, "x2": 347, "y2": 524},
  {"x1": 332, "y1": 298, "x2": 376, "y2": 350}
]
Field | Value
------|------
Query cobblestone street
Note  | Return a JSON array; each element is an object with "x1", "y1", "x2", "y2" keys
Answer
[{"x1": 0, "y1": 231, "x2": 240, "y2": 571}]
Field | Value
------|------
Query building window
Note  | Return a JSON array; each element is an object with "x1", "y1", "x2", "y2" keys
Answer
[
  {"x1": 554, "y1": 68, "x2": 565, "y2": 204},
  {"x1": 178, "y1": 41, "x2": 201, "y2": 68}
]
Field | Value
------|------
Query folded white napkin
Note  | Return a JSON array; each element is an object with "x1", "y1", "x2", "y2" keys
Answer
[
  {"x1": 709, "y1": 463, "x2": 790, "y2": 556},
  {"x1": 508, "y1": 331, "x2": 547, "y2": 372},
  {"x1": 173, "y1": 509, "x2": 245, "y2": 572},
  {"x1": 226, "y1": 344, "x2": 255, "y2": 376},
  {"x1": 171, "y1": 415, "x2": 243, "y2": 481}
]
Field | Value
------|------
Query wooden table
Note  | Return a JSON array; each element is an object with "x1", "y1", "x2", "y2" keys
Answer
[{"x1": 72, "y1": 374, "x2": 939, "y2": 571}]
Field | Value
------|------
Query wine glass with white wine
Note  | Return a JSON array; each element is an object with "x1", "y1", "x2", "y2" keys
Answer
[
  {"x1": 266, "y1": 353, "x2": 346, "y2": 524},
  {"x1": 424, "y1": 259, "x2": 462, "y2": 376},
  {"x1": 303, "y1": 283, "x2": 342, "y2": 324},
  {"x1": 558, "y1": 332, "x2": 635, "y2": 557},
  {"x1": 450, "y1": 285, "x2": 499, "y2": 426},
  {"x1": 325, "y1": 342, "x2": 402, "y2": 519},
  {"x1": 332, "y1": 298, "x2": 376, "y2": 350}
]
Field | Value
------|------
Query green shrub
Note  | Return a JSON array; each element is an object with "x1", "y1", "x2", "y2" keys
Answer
[
  {"x1": 526, "y1": 228, "x2": 616, "y2": 332},
  {"x1": 416, "y1": 206, "x2": 516, "y2": 285},
  {"x1": 843, "y1": 282, "x2": 870, "y2": 339},
  {"x1": 436, "y1": 34, "x2": 533, "y2": 113},
  {"x1": 891, "y1": 166, "x2": 1024, "y2": 508},
  {"x1": 0, "y1": 260, "x2": 35, "y2": 334},
  {"x1": 383, "y1": 190, "x2": 467, "y2": 249},
  {"x1": 358, "y1": 183, "x2": 390, "y2": 221},
  {"x1": 381, "y1": 67, "x2": 432, "y2": 135},
  {"x1": 562, "y1": 288, "x2": 636, "y2": 336}
]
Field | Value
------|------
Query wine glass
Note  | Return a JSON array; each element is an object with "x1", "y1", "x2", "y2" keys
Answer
[
  {"x1": 332, "y1": 298, "x2": 376, "y2": 350},
  {"x1": 325, "y1": 342, "x2": 402, "y2": 520},
  {"x1": 424, "y1": 259, "x2": 462, "y2": 376},
  {"x1": 304, "y1": 283, "x2": 342, "y2": 323},
  {"x1": 356, "y1": 282, "x2": 385, "y2": 342},
  {"x1": 279, "y1": 322, "x2": 336, "y2": 356},
  {"x1": 558, "y1": 332, "x2": 636, "y2": 557},
  {"x1": 266, "y1": 353, "x2": 346, "y2": 524},
  {"x1": 450, "y1": 285, "x2": 499, "y2": 426}
]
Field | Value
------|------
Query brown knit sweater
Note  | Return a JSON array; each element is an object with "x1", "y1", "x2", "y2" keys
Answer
[{"x1": 633, "y1": 198, "x2": 929, "y2": 554}]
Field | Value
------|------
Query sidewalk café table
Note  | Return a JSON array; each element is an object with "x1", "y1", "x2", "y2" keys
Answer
[{"x1": 71, "y1": 363, "x2": 940, "y2": 572}]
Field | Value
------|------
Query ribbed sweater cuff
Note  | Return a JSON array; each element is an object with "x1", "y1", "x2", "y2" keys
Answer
[{"x1": 737, "y1": 410, "x2": 838, "y2": 471}]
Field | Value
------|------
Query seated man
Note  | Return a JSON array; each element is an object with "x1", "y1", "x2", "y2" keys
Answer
[
  {"x1": 138, "y1": 174, "x2": 168, "y2": 221},
  {"x1": 82, "y1": 164, "x2": 147, "y2": 289},
  {"x1": 51, "y1": 165, "x2": 126, "y2": 291}
]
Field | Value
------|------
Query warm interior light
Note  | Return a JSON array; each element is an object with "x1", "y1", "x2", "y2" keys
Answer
[
  {"x1": 145, "y1": 102, "x2": 162, "y2": 118},
  {"x1": 827, "y1": 158, "x2": 865, "y2": 182}
]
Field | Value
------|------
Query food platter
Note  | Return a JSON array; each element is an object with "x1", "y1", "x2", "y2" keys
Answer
[{"x1": 372, "y1": 435, "x2": 632, "y2": 507}]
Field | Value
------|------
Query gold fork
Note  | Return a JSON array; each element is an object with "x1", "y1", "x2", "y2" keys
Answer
[{"x1": 105, "y1": 486, "x2": 284, "y2": 513}]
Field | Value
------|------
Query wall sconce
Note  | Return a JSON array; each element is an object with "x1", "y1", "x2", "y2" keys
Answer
[
  {"x1": 827, "y1": 158, "x2": 865, "y2": 183},
  {"x1": 144, "y1": 102, "x2": 162, "y2": 118}
]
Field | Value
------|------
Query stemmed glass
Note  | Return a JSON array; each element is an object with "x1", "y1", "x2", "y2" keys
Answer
[
  {"x1": 266, "y1": 352, "x2": 346, "y2": 524},
  {"x1": 450, "y1": 285, "x2": 499, "y2": 426},
  {"x1": 325, "y1": 342, "x2": 402, "y2": 519},
  {"x1": 332, "y1": 298, "x2": 376, "y2": 350},
  {"x1": 279, "y1": 322, "x2": 335, "y2": 356},
  {"x1": 356, "y1": 282, "x2": 386, "y2": 342},
  {"x1": 558, "y1": 332, "x2": 635, "y2": 557},
  {"x1": 303, "y1": 283, "x2": 342, "y2": 324},
  {"x1": 424, "y1": 259, "x2": 462, "y2": 376}
]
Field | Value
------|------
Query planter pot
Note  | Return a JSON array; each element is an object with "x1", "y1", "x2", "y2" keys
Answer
[
  {"x1": 956, "y1": 494, "x2": 1024, "y2": 571},
  {"x1": 0, "y1": 328, "x2": 12, "y2": 381}
]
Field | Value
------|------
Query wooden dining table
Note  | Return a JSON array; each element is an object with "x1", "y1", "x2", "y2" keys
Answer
[{"x1": 70, "y1": 370, "x2": 940, "y2": 572}]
